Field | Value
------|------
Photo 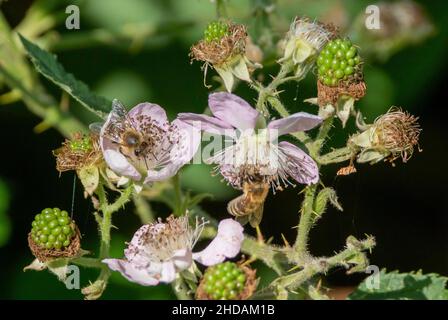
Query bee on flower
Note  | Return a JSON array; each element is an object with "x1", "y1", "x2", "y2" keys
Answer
[
  {"x1": 179, "y1": 92, "x2": 322, "y2": 227},
  {"x1": 95, "y1": 99, "x2": 200, "y2": 189}
]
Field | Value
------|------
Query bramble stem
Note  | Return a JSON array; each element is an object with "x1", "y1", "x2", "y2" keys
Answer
[
  {"x1": 273, "y1": 237, "x2": 375, "y2": 291},
  {"x1": 173, "y1": 275, "x2": 193, "y2": 300},
  {"x1": 317, "y1": 146, "x2": 355, "y2": 165},
  {"x1": 82, "y1": 183, "x2": 133, "y2": 299},
  {"x1": 293, "y1": 185, "x2": 317, "y2": 258}
]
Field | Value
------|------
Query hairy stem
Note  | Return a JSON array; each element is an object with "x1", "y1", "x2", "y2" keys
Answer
[
  {"x1": 293, "y1": 185, "x2": 317, "y2": 258},
  {"x1": 317, "y1": 146, "x2": 355, "y2": 165}
]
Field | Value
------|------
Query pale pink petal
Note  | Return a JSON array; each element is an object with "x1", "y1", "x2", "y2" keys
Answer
[
  {"x1": 170, "y1": 119, "x2": 201, "y2": 165},
  {"x1": 192, "y1": 219, "x2": 244, "y2": 266},
  {"x1": 209, "y1": 92, "x2": 260, "y2": 130},
  {"x1": 177, "y1": 113, "x2": 235, "y2": 137},
  {"x1": 172, "y1": 248, "x2": 193, "y2": 271},
  {"x1": 102, "y1": 259, "x2": 159, "y2": 286},
  {"x1": 279, "y1": 141, "x2": 319, "y2": 185},
  {"x1": 267, "y1": 112, "x2": 322, "y2": 137},
  {"x1": 128, "y1": 102, "x2": 168, "y2": 128},
  {"x1": 159, "y1": 261, "x2": 177, "y2": 283},
  {"x1": 103, "y1": 149, "x2": 141, "y2": 181},
  {"x1": 144, "y1": 164, "x2": 180, "y2": 183}
]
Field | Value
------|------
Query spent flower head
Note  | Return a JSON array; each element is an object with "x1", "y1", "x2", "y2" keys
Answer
[
  {"x1": 54, "y1": 132, "x2": 102, "y2": 173},
  {"x1": 350, "y1": 107, "x2": 421, "y2": 164}
]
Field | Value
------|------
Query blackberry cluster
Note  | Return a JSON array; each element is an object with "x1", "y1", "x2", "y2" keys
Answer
[
  {"x1": 202, "y1": 262, "x2": 246, "y2": 300},
  {"x1": 317, "y1": 38, "x2": 361, "y2": 87},
  {"x1": 30, "y1": 208, "x2": 75, "y2": 250},
  {"x1": 204, "y1": 21, "x2": 229, "y2": 43}
]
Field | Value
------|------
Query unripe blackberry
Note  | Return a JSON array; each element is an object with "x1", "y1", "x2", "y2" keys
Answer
[
  {"x1": 204, "y1": 21, "x2": 229, "y2": 43},
  {"x1": 317, "y1": 38, "x2": 362, "y2": 87},
  {"x1": 196, "y1": 262, "x2": 257, "y2": 300},
  {"x1": 69, "y1": 136, "x2": 92, "y2": 152},
  {"x1": 28, "y1": 208, "x2": 80, "y2": 261}
]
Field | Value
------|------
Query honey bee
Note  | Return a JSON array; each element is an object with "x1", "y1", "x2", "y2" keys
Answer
[
  {"x1": 227, "y1": 181, "x2": 269, "y2": 228},
  {"x1": 90, "y1": 100, "x2": 151, "y2": 166}
]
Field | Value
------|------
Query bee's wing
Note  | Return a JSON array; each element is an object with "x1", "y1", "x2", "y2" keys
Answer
[
  {"x1": 100, "y1": 99, "x2": 133, "y2": 143},
  {"x1": 89, "y1": 122, "x2": 103, "y2": 135},
  {"x1": 248, "y1": 204, "x2": 264, "y2": 228},
  {"x1": 235, "y1": 215, "x2": 249, "y2": 226}
]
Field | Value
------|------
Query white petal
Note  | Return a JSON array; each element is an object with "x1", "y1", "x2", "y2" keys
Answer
[
  {"x1": 102, "y1": 259, "x2": 159, "y2": 286},
  {"x1": 278, "y1": 141, "x2": 319, "y2": 185},
  {"x1": 159, "y1": 260, "x2": 177, "y2": 283},
  {"x1": 208, "y1": 92, "x2": 260, "y2": 130},
  {"x1": 267, "y1": 112, "x2": 322, "y2": 138},
  {"x1": 172, "y1": 248, "x2": 193, "y2": 271},
  {"x1": 192, "y1": 219, "x2": 244, "y2": 266},
  {"x1": 102, "y1": 147, "x2": 141, "y2": 181},
  {"x1": 215, "y1": 66, "x2": 235, "y2": 93},
  {"x1": 128, "y1": 102, "x2": 168, "y2": 128}
]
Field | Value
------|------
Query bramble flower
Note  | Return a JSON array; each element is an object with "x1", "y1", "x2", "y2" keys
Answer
[
  {"x1": 99, "y1": 100, "x2": 200, "y2": 186},
  {"x1": 350, "y1": 107, "x2": 421, "y2": 164},
  {"x1": 190, "y1": 21, "x2": 256, "y2": 92},
  {"x1": 103, "y1": 216, "x2": 244, "y2": 286},
  {"x1": 280, "y1": 17, "x2": 335, "y2": 77},
  {"x1": 179, "y1": 92, "x2": 322, "y2": 191}
]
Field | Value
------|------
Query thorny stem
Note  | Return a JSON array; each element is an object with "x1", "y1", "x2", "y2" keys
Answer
[
  {"x1": 272, "y1": 236, "x2": 375, "y2": 292},
  {"x1": 318, "y1": 146, "x2": 356, "y2": 165},
  {"x1": 293, "y1": 185, "x2": 317, "y2": 259},
  {"x1": 82, "y1": 183, "x2": 133, "y2": 299}
]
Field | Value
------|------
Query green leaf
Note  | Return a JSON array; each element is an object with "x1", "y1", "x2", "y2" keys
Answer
[
  {"x1": 349, "y1": 270, "x2": 448, "y2": 300},
  {"x1": 19, "y1": 34, "x2": 111, "y2": 118},
  {"x1": 0, "y1": 179, "x2": 11, "y2": 247}
]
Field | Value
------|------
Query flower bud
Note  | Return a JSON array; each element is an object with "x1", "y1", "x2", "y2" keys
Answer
[
  {"x1": 28, "y1": 207, "x2": 81, "y2": 262},
  {"x1": 350, "y1": 108, "x2": 421, "y2": 164},
  {"x1": 190, "y1": 21, "x2": 255, "y2": 92},
  {"x1": 196, "y1": 262, "x2": 257, "y2": 300}
]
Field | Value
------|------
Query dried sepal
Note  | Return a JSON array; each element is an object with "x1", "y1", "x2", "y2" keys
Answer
[
  {"x1": 317, "y1": 79, "x2": 366, "y2": 107},
  {"x1": 54, "y1": 132, "x2": 102, "y2": 173},
  {"x1": 190, "y1": 23, "x2": 247, "y2": 66}
]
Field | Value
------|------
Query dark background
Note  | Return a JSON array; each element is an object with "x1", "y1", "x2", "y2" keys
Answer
[{"x1": 0, "y1": 0, "x2": 447, "y2": 299}]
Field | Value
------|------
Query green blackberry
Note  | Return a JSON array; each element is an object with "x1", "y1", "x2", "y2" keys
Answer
[
  {"x1": 204, "y1": 21, "x2": 229, "y2": 43},
  {"x1": 30, "y1": 208, "x2": 75, "y2": 250},
  {"x1": 317, "y1": 38, "x2": 362, "y2": 87},
  {"x1": 69, "y1": 136, "x2": 92, "y2": 152},
  {"x1": 202, "y1": 262, "x2": 246, "y2": 300}
]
